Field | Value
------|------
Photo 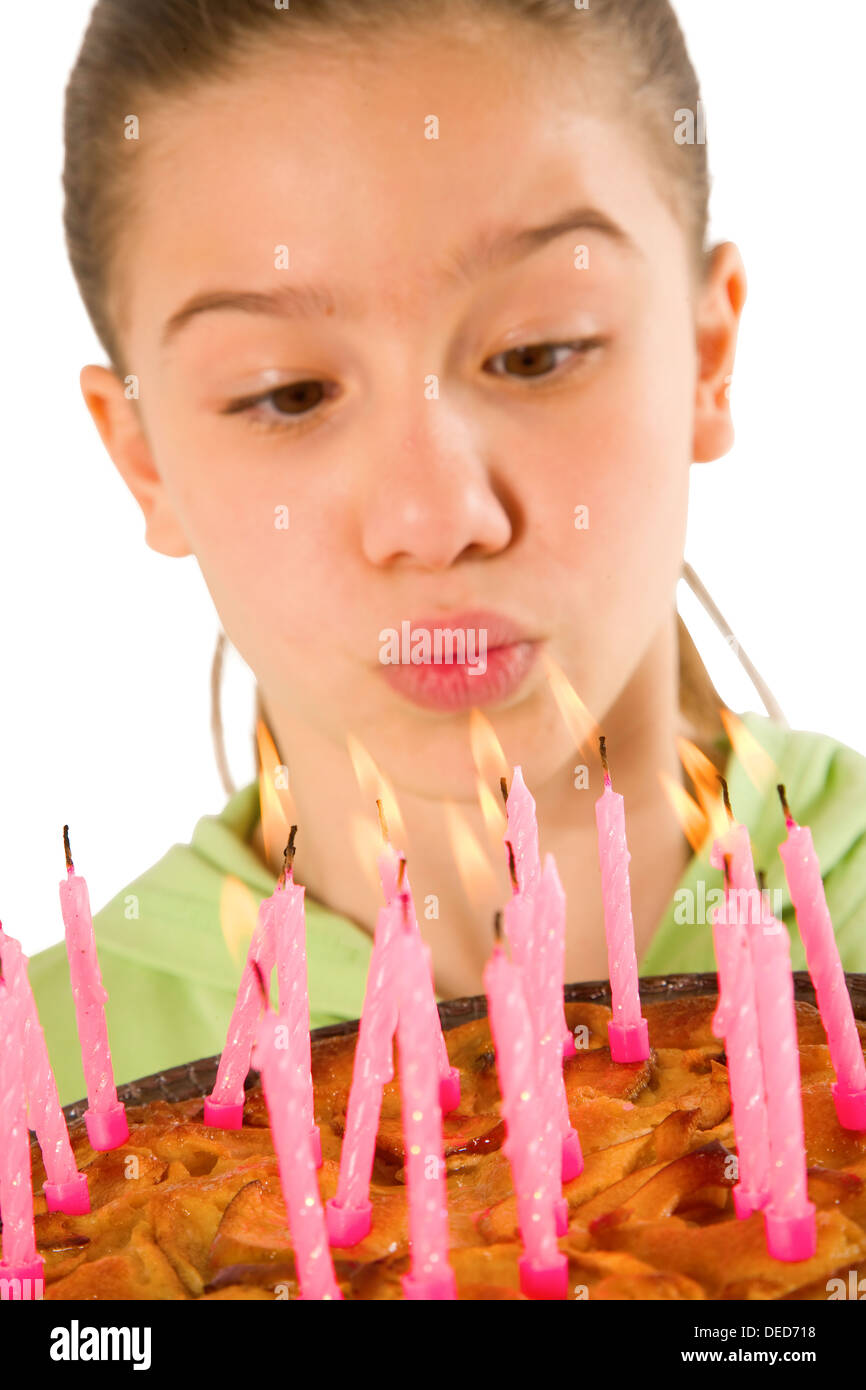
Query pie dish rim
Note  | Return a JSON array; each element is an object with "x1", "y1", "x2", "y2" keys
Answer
[{"x1": 58, "y1": 969, "x2": 866, "y2": 1122}]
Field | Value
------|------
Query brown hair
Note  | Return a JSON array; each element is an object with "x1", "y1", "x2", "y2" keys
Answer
[
  {"x1": 63, "y1": 0, "x2": 739, "y2": 785},
  {"x1": 64, "y1": 0, "x2": 711, "y2": 378}
]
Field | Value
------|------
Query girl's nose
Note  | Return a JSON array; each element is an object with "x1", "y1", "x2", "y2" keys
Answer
[{"x1": 358, "y1": 409, "x2": 515, "y2": 570}]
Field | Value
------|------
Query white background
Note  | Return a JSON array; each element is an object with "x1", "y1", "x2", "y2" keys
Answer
[{"x1": 2, "y1": 1, "x2": 864, "y2": 954}]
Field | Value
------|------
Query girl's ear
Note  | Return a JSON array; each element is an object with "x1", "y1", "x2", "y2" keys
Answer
[
  {"x1": 79, "y1": 364, "x2": 192, "y2": 558},
  {"x1": 692, "y1": 241, "x2": 747, "y2": 464}
]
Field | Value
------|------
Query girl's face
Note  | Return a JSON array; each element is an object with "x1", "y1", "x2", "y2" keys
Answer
[{"x1": 99, "y1": 25, "x2": 736, "y2": 796}]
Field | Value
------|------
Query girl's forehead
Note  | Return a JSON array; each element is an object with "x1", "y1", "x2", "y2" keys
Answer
[
  {"x1": 123, "y1": 38, "x2": 683, "y2": 351},
  {"x1": 137, "y1": 28, "x2": 652, "y2": 234}
]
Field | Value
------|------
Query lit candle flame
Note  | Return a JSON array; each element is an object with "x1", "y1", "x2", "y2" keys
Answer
[
  {"x1": 658, "y1": 771, "x2": 708, "y2": 854},
  {"x1": 345, "y1": 734, "x2": 407, "y2": 898},
  {"x1": 218, "y1": 874, "x2": 261, "y2": 965},
  {"x1": 468, "y1": 709, "x2": 507, "y2": 784},
  {"x1": 443, "y1": 801, "x2": 503, "y2": 916},
  {"x1": 674, "y1": 735, "x2": 730, "y2": 844},
  {"x1": 541, "y1": 653, "x2": 598, "y2": 750},
  {"x1": 477, "y1": 775, "x2": 507, "y2": 843},
  {"x1": 348, "y1": 813, "x2": 387, "y2": 897},
  {"x1": 719, "y1": 708, "x2": 776, "y2": 794},
  {"x1": 346, "y1": 732, "x2": 406, "y2": 840},
  {"x1": 255, "y1": 717, "x2": 296, "y2": 870},
  {"x1": 661, "y1": 717, "x2": 774, "y2": 852},
  {"x1": 467, "y1": 709, "x2": 508, "y2": 846}
]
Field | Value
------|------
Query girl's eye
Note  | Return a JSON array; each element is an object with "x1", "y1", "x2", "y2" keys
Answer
[
  {"x1": 484, "y1": 338, "x2": 604, "y2": 382},
  {"x1": 222, "y1": 337, "x2": 604, "y2": 432},
  {"x1": 222, "y1": 379, "x2": 334, "y2": 432}
]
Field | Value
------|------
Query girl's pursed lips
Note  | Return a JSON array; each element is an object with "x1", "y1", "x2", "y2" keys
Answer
[
  {"x1": 400, "y1": 611, "x2": 536, "y2": 647},
  {"x1": 377, "y1": 609, "x2": 537, "y2": 651},
  {"x1": 374, "y1": 609, "x2": 543, "y2": 711}
]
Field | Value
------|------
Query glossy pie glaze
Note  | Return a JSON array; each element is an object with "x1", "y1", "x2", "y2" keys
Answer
[{"x1": 14, "y1": 994, "x2": 866, "y2": 1300}]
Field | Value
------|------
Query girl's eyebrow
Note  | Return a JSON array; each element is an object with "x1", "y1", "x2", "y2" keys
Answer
[{"x1": 160, "y1": 203, "x2": 635, "y2": 351}]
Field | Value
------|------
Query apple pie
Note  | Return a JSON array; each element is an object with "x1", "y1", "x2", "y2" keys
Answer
[{"x1": 14, "y1": 991, "x2": 866, "y2": 1300}]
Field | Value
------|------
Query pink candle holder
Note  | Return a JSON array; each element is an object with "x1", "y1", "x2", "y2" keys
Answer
[
  {"x1": 732, "y1": 1185, "x2": 767, "y2": 1220},
  {"x1": 608, "y1": 1017, "x2": 650, "y2": 1063},
  {"x1": 401, "y1": 1267, "x2": 458, "y2": 1300},
  {"x1": 203, "y1": 1096, "x2": 245, "y2": 1129},
  {"x1": 832, "y1": 1082, "x2": 866, "y2": 1131},
  {"x1": 562, "y1": 1031, "x2": 577, "y2": 1060},
  {"x1": 84, "y1": 1101, "x2": 128, "y2": 1151},
  {"x1": 764, "y1": 1205, "x2": 817, "y2": 1263},
  {"x1": 554, "y1": 1198, "x2": 568, "y2": 1235},
  {"x1": 561, "y1": 1128, "x2": 583, "y2": 1182},
  {"x1": 439, "y1": 1066, "x2": 461, "y2": 1115},
  {"x1": 325, "y1": 1196, "x2": 372, "y2": 1247},
  {"x1": 0, "y1": 1256, "x2": 44, "y2": 1300},
  {"x1": 44, "y1": 1171, "x2": 90, "y2": 1215},
  {"x1": 519, "y1": 1251, "x2": 568, "y2": 1300}
]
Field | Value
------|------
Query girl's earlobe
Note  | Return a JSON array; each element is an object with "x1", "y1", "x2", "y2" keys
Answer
[
  {"x1": 143, "y1": 502, "x2": 192, "y2": 559},
  {"x1": 79, "y1": 363, "x2": 192, "y2": 558}
]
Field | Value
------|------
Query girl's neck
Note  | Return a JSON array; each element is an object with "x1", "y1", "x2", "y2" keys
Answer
[{"x1": 251, "y1": 612, "x2": 713, "y2": 996}]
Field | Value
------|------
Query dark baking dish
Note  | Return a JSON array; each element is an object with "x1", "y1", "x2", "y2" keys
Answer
[{"x1": 59, "y1": 970, "x2": 866, "y2": 1122}]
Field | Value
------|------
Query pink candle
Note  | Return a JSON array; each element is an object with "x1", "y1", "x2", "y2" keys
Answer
[
  {"x1": 0, "y1": 929, "x2": 89, "y2": 1214},
  {"x1": 502, "y1": 869, "x2": 535, "y2": 977},
  {"x1": 0, "y1": 978, "x2": 44, "y2": 1299},
  {"x1": 403, "y1": 882, "x2": 460, "y2": 1114},
  {"x1": 326, "y1": 901, "x2": 401, "y2": 1247},
  {"x1": 253, "y1": 998, "x2": 342, "y2": 1300},
  {"x1": 709, "y1": 875, "x2": 770, "y2": 1219},
  {"x1": 594, "y1": 739, "x2": 649, "y2": 1062},
  {"x1": 532, "y1": 858, "x2": 584, "y2": 1185},
  {"x1": 376, "y1": 818, "x2": 459, "y2": 1114},
  {"x1": 711, "y1": 781, "x2": 759, "y2": 895},
  {"x1": 502, "y1": 765, "x2": 541, "y2": 898},
  {"x1": 484, "y1": 935, "x2": 567, "y2": 1300},
  {"x1": 710, "y1": 873, "x2": 739, "y2": 1042},
  {"x1": 205, "y1": 895, "x2": 275, "y2": 1128},
  {"x1": 395, "y1": 892, "x2": 456, "y2": 1301},
  {"x1": 750, "y1": 896, "x2": 817, "y2": 1262},
  {"x1": 777, "y1": 785, "x2": 866, "y2": 1130},
  {"x1": 375, "y1": 802, "x2": 404, "y2": 902},
  {"x1": 708, "y1": 788, "x2": 782, "y2": 1226},
  {"x1": 502, "y1": 867, "x2": 575, "y2": 1231},
  {"x1": 272, "y1": 860, "x2": 321, "y2": 1168},
  {"x1": 531, "y1": 852, "x2": 571, "y2": 1066},
  {"x1": 502, "y1": 770, "x2": 575, "y2": 1058},
  {"x1": 58, "y1": 827, "x2": 128, "y2": 1151}
]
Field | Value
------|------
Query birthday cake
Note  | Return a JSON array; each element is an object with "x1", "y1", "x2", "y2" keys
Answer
[{"x1": 17, "y1": 986, "x2": 866, "y2": 1301}]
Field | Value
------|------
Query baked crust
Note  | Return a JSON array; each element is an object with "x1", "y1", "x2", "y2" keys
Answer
[{"x1": 11, "y1": 994, "x2": 866, "y2": 1300}]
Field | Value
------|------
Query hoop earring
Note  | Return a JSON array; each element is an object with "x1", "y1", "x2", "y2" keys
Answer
[
  {"x1": 210, "y1": 628, "x2": 238, "y2": 798},
  {"x1": 681, "y1": 562, "x2": 787, "y2": 727}
]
